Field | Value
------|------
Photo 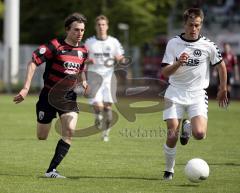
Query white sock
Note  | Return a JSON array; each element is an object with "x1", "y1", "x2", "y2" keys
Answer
[
  {"x1": 102, "y1": 128, "x2": 111, "y2": 137},
  {"x1": 95, "y1": 113, "x2": 103, "y2": 121},
  {"x1": 163, "y1": 144, "x2": 176, "y2": 173}
]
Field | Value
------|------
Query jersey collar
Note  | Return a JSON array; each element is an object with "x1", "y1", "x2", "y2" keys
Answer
[
  {"x1": 95, "y1": 35, "x2": 109, "y2": 41},
  {"x1": 180, "y1": 33, "x2": 201, "y2": 42}
]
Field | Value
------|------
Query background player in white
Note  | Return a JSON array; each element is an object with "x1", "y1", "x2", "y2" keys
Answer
[
  {"x1": 85, "y1": 15, "x2": 124, "y2": 142},
  {"x1": 161, "y1": 8, "x2": 228, "y2": 180}
]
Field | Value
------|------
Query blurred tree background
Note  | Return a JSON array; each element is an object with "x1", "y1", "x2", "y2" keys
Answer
[{"x1": 0, "y1": 0, "x2": 175, "y2": 46}]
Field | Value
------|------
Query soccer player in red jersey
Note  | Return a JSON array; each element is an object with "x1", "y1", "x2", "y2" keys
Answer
[
  {"x1": 13, "y1": 13, "x2": 88, "y2": 178},
  {"x1": 213, "y1": 43, "x2": 239, "y2": 94},
  {"x1": 218, "y1": 43, "x2": 239, "y2": 92}
]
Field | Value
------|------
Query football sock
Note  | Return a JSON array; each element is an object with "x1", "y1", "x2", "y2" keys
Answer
[
  {"x1": 46, "y1": 139, "x2": 70, "y2": 173},
  {"x1": 95, "y1": 109, "x2": 103, "y2": 122},
  {"x1": 163, "y1": 144, "x2": 176, "y2": 173},
  {"x1": 103, "y1": 108, "x2": 112, "y2": 130}
]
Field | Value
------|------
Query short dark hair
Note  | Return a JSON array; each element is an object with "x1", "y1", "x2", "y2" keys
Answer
[
  {"x1": 183, "y1": 8, "x2": 204, "y2": 23},
  {"x1": 64, "y1": 13, "x2": 87, "y2": 30}
]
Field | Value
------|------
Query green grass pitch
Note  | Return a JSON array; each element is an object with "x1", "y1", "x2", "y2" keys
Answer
[{"x1": 0, "y1": 94, "x2": 240, "y2": 193}]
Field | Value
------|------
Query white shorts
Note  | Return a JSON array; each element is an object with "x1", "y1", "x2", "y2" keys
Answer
[
  {"x1": 163, "y1": 85, "x2": 208, "y2": 120},
  {"x1": 87, "y1": 72, "x2": 117, "y2": 105}
]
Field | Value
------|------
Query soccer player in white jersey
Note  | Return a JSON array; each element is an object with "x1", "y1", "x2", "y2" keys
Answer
[
  {"x1": 161, "y1": 8, "x2": 228, "y2": 180},
  {"x1": 85, "y1": 15, "x2": 124, "y2": 142}
]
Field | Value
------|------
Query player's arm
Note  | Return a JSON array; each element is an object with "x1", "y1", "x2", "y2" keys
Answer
[
  {"x1": 161, "y1": 53, "x2": 189, "y2": 77},
  {"x1": 79, "y1": 59, "x2": 89, "y2": 94},
  {"x1": 114, "y1": 39, "x2": 125, "y2": 66},
  {"x1": 80, "y1": 72, "x2": 88, "y2": 89},
  {"x1": 13, "y1": 61, "x2": 37, "y2": 104},
  {"x1": 216, "y1": 60, "x2": 228, "y2": 107},
  {"x1": 73, "y1": 71, "x2": 89, "y2": 97},
  {"x1": 13, "y1": 40, "x2": 55, "y2": 104},
  {"x1": 234, "y1": 64, "x2": 239, "y2": 82}
]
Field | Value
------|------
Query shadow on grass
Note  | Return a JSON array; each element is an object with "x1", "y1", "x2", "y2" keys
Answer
[
  {"x1": 66, "y1": 175, "x2": 161, "y2": 181},
  {"x1": 208, "y1": 162, "x2": 240, "y2": 167},
  {"x1": 1, "y1": 161, "x2": 240, "y2": 179},
  {"x1": 173, "y1": 184, "x2": 200, "y2": 187},
  {"x1": 174, "y1": 162, "x2": 240, "y2": 167},
  {"x1": 1, "y1": 138, "x2": 36, "y2": 141},
  {"x1": 0, "y1": 173, "x2": 31, "y2": 177}
]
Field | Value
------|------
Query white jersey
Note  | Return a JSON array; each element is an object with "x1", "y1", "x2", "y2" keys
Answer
[
  {"x1": 162, "y1": 34, "x2": 222, "y2": 91},
  {"x1": 85, "y1": 36, "x2": 124, "y2": 77}
]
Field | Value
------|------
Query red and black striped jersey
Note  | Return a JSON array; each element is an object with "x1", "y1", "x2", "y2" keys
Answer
[{"x1": 32, "y1": 38, "x2": 88, "y2": 91}]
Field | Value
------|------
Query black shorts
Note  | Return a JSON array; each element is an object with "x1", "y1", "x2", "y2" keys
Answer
[{"x1": 36, "y1": 89, "x2": 79, "y2": 124}]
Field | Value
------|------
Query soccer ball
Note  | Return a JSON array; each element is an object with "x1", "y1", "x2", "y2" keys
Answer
[{"x1": 184, "y1": 158, "x2": 209, "y2": 183}]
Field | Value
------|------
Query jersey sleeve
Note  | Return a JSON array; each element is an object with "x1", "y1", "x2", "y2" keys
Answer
[
  {"x1": 81, "y1": 49, "x2": 88, "y2": 72},
  {"x1": 162, "y1": 39, "x2": 176, "y2": 67},
  {"x1": 114, "y1": 39, "x2": 124, "y2": 56},
  {"x1": 209, "y1": 42, "x2": 223, "y2": 66},
  {"x1": 32, "y1": 39, "x2": 57, "y2": 66}
]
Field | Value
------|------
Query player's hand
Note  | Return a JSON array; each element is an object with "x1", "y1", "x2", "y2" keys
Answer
[
  {"x1": 74, "y1": 82, "x2": 90, "y2": 97},
  {"x1": 115, "y1": 56, "x2": 131, "y2": 68},
  {"x1": 81, "y1": 83, "x2": 90, "y2": 97},
  {"x1": 13, "y1": 88, "x2": 29, "y2": 104},
  {"x1": 217, "y1": 88, "x2": 229, "y2": 108},
  {"x1": 82, "y1": 80, "x2": 87, "y2": 89},
  {"x1": 83, "y1": 84, "x2": 91, "y2": 97},
  {"x1": 178, "y1": 52, "x2": 189, "y2": 65}
]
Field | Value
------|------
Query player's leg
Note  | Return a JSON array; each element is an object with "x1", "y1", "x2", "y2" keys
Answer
[
  {"x1": 102, "y1": 102, "x2": 113, "y2": 142},
  {"x1": 88, "y1": 82, "x2": 104, "y2": 129},
  {"x1": 87, "y1": 71, "x2": 105, "y2": 129},
  {"x1": 60, "y1": 112, "x2": 78, "y2": 144},
  {"x1": 191, "y1": 115, "x2": 207, "y2": 140},
  {"x1": 37, "y1": 123, "x2": 51, "y2": 140},
  {"x1": 185, "y1": 93, "x2": 208, "y2": 141},
  {"x1": 180, "y1": 118, "x2": 192, "y2": 145},
  {"x1": 181, "y1": 116, "x2": 207, "y2": 144},
  {"x1": 93, "y1": 102, "x2": 104, "y2": 129},
  {"x1": 163, "y1": 118, "x2": 181, "y2": 180},
  {"x1": 101, "y1": 75, "x2": 116, "y2": 142},
  {"x1": 36, "y1": 94, "x2": 56, "y2": 140},
  {"x1": 45, "y1": 112, "x2": 78, "y2": 178},
  {"x1": 36, "y1": 93, "x2": 67, "y2": 178},
  {"x1": 163, "y1": 102, "x2": 184, "y2": 180}
]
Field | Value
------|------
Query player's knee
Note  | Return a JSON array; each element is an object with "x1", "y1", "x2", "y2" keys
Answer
[
  {"x1": 167, "y1": 129, "x2": 179, "y2": 141},
  {"x1": 65, "y1": 128, "x2": 75, "y2": 137},
  {"x1": 37, "y1": 123, "x2": 51, "y2": 140},
  {"x1": 193, "y1": 131, "x2": 206, "y2": 140}
]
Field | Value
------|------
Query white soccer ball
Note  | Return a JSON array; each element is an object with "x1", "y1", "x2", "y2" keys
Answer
[{"x1": 184, "y1": 158, "x2": 209, "y2": 183}]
